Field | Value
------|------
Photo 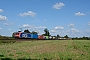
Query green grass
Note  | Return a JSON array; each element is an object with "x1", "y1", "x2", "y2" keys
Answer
[{"x1": 0, "y1": 40, "x2": 90, "y2": 60}]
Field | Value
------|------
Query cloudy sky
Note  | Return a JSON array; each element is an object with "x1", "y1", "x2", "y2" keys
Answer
[{"x1": 0, "y1": 0, "x2": 90, "y2": 37}]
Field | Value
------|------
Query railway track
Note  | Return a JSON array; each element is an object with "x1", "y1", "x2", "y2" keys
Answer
[{"x1": 0, "y1": 38, "x2": 60, "y2": 41}]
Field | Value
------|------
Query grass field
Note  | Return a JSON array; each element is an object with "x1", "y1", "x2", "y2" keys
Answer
[{"x1": 0, "y1": 40, "x2": 90, "y2": 60}]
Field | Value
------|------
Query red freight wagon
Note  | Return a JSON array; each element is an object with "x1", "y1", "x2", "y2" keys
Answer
[{"x1": 38, "y1": 35, "x2": 45, "y2": 39}]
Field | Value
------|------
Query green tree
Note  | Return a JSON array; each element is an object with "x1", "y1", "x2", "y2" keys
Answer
[
  {"x1": 57, "y1": 34, "x2": 60, "y2": 38},
  {"x1": 24, "y1": 29, "x2": 30, "y2": 33},
  {"x1": 12, "y1": 32, "x2": 15, "y2": 37},
  {"x1": 64, "y1": 35, "x2": 69, "y2": 38},
  {"x1": 82, "y1": 36, "x2": 89, "y2": 40},
  {"x1": 31, "y1": 31, "x2": 38, "y2": 34},
  {"x1": 43, "y1": 28, "x2": 50, "y2": 36}
]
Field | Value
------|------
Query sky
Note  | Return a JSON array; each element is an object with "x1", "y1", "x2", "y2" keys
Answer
[{"x1": 0, "y1": 0, "x2": 90, "y2": 37}]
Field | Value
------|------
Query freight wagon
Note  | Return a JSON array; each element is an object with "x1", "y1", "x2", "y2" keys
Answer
[
  {"x1": 38, "y1": 35, "x2": 45, "y2": 39},
  {"x1": 44, "y1": 36, "x2": 49, "y2": 39}
]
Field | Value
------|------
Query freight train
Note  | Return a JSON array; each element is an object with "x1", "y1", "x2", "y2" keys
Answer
[
  {"x1": 13, "y1": 32, "x2": 71, "y2": 40},
  {"x1": 13, "y1": 32, "x2": 51, "y2": 40}
]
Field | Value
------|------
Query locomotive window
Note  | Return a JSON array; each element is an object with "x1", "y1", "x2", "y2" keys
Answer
[{"x1": 16, "y1": 33, "x2": 19, "y2": 35}]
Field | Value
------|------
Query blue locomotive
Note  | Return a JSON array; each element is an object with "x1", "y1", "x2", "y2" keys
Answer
[{"x1": 14, "y1": 32, "x2": 38, "y2": 39}]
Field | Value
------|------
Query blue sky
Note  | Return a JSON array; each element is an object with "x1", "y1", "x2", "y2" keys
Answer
[{"x1": 0, "y1": 0, "x2": 90, "y2": 37}]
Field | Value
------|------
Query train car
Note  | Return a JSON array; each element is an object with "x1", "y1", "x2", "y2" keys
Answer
[
  {"x1": 20, "y1": 32, "x2": 31, "y2": 38},
  {"x1": 14, "y1": 32, "x2": 22, "y2": 38},
  {"x1": 49, "y1": 36, "x2": 53, "y2": 40},
  {"x1": 31, "y1": 34, "x2": 38, "y2": 39},
  {"x1": 38, "y1": 35, "x2": 45, "y2": 39},
  {"x1": 19, "y1": 33, "x2": 38, "y2": 39},
  {"x1": 44, "y1": 36, "x2": 49, "y2": 39},
  {"x1": 14, "y1": 32, "x2": 38, "y2": 39}
]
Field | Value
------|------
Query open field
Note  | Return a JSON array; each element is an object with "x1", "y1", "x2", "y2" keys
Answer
[{"x1": 0, "y1": 40, "x2": 90, "y2": 60}]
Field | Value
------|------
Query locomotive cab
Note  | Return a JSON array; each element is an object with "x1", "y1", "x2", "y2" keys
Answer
[{"x1": 14, "y1": 32, "x2": 22, "y2": 38}]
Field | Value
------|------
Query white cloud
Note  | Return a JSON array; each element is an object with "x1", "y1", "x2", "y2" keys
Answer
[
  {"x1": 53, "y1": 2, "x2": 65, "y2": 9},
  {"x1": 44, "y1": 20, "x2": 46, "y2": 22},
  {"x1": 50, "y1": 26, "x2": 65, "y2": 35},
  {"x1": 88, "y1": 22, "x2": 90, "y2": 25},
  {"x1": 0, "y1": 15, "x2": 7, "y2": 21},
  {"x1": 65, "y1": 28, "x2": 84, "y2": 37},
  {"x1": 9, "y1": 29, "x2": 11, "y2": 31},
  {"x1": 35, "y1": 26, "x2": 46, "y2": 29},
  {"x1": 85, "y1": 30, "x2": 90, "y2": 36},
  {"x1": 0, "y1": 28, "x2": 2, "y2": 30},
  {"x1": 86, "y1": 30, "x2": 90, "y2": 32},
  {"x1": 75, "y1": 12, "x2": 86, "y2": 16},
  {"x1": 68, "y1": 23, "x2": 74, "y2": 27},
  {"x1": 22, "y1": 24, "x2": 32, "y2": 28},
  {"x1": 50, "y1": 29, "x2": 65, "y2": 36},
  {"x1": 21, "y1": 24, "x2": 34, "y2": 30},
  {"x1": 3, "y1": 23, "x2": 9, "y2": 26},
  {"x1": 0, "y1": 9, "x2": 3, "y2": 13},
  {"x1": 51, "y1": 30, "x2": 57, "y2": 33},
  {"x1": 35, "y1": 30, "x2": 43, "y2": 35},
  {"x1": 67, "y1": 28, "x2": 79, "y2": 33},
  {"x1": 21, "y1": 24, "x2": 46, "y2": 30},
  {"x1": 19, "y1": 11, "x2": 36, "y2": 17},
  {"x1": 55, "y1": 26, "x2": 64, "y2": 30},
  {"x1": 3, "y1": 23, "x2": 13, "y2": 26},
  {"x1": 71, "y1": 28, "x2": 79, "y2": 32}
]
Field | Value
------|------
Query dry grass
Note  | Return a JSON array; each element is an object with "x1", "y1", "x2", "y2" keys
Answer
[{"x1": 0, "y1": 40, "x2": 90, "y2": 60}]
